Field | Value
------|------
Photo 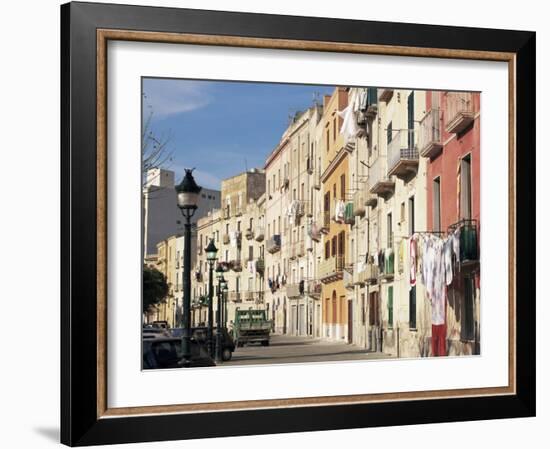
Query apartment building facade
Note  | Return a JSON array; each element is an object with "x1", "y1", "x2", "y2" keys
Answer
[
  {"x1": 319, "y1": 88, "x2": 350, "y2": 342},
  {"x1": 421, "y1": 90, "x2": 481, "y2": 356},
  {"x1": 264, "y1": 106, "x2": 324, "y2": 337}
]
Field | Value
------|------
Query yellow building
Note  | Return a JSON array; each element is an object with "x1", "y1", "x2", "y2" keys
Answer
[
  {"x1": 152, "y1": 236, "x2": 178, "y2": 327},
  {"x1": 319, "y1": 88, "x2": 351, "y2": 341}
]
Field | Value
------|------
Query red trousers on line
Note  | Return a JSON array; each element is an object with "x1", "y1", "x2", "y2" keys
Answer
[{"x1": 432, "y1": 324, "x2": 447, "y2": 356}]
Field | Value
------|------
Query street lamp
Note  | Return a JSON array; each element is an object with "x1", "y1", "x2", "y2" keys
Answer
[
  {"x1": 215, "y1": 267, "x2": 227, "y2": 363},
  {"x1": 205, "y1": 239, "x2": 218, "y2": 356},
  {"x1": 175, "y1": 168, "x2": 202, "y2": 367}
]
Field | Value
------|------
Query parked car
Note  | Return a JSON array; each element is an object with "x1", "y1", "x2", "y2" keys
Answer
[
  {"x1": 150, "y1": 320, "x2": 169, "y2": 329},
  {"x1": 168, "y1": 327, "x2": 236, "y2": 361},
  {"x1": 142, "y1": 327, "x2": 169, "y2": 339},
  {"x1": 142, "y1": 337, "x2": 215, "y2": 369}
]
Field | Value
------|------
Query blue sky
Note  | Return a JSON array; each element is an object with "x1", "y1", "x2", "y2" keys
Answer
[{"x1": 142, "y1": 78, "x2": 334, "y2": 190}]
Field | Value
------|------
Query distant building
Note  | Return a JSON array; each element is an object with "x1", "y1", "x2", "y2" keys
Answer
[
  {"x1": 142, "y1": 167, "x2": 220, "y2": 257},
  {"x1": 191, "y1": 169, "x2": 266, "y2": 327}
]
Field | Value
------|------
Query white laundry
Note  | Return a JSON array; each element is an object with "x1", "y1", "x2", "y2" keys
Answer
[{"x1": 337, "y1": 105, "x2": 360, "y2": 144}]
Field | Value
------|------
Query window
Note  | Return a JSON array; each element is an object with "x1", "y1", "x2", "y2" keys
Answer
[
  {"x1": 387, "y1": 212, "x2": 393, "y2": 248},
  {"x1": 387, "y1": 286, "x2": 394, "y2": 327},
  {"x1": 409, "y1": 285, "x2": 417, "y2": 329},
  {"x1": 338, "y1": 231, "x2": 345, "y2": 257},
  {"x1": 387, "y1": 121, "x2": 393, "y2": 144},
  {"x1": 340, "y1": 174, "x2": 346, "y2": 200},
  {"x1": 462, "y1": 276, "x2": 475, "y2": 340},
  {"x1": 333, "y1": 118, "x2": 337, "y2": 141},
  {"x1": 326, "y1": 130, "x2": 330, "y2": 152},
  {"x1": 400, "y1": 202, "x2": 405, "y2": 223},
  {"x1": 325, "y1": 241, "x2": 330, "y2": 259},
  {"x1": 248, "y1": 245, "x2": 254, "y2": 261},
  {"x1": 460, "y1": 155, "x2": 472, "y2": 220},
  {"x1": 409, "y1": 196, "x2": 415, "y2": 236},
  {"x1": 216, "y1": 230, "x2": 219, "y2": 242},
  {"x1": 236, "y1": 277, "x2": 240, "y2": 293},
  {"x1": 300, "y1": 182, "x2": 304, "y2": 200},
  {"x1": 237, "y1": 221, "x2": 241, "y2": 231},
  {"x1": 433, "y1": 177, "x2": 441, "y2": 232},
  {"x1": 249, "y1": 218, "x2": 253, "y2": 230},
  {"x1": 268, "y1": 180, "x2": 271, "y2": 196},
  {"x1": 331, "y1": 236, "x2": 337, "y2": 257}
]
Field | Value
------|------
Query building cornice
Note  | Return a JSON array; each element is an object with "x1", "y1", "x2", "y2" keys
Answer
[{"x1": 320, "y1": 147, "x2": 348, "y2": 183}]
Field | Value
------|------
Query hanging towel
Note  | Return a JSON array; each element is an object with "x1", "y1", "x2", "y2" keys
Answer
[{"x1": 337, "y1": 105, "x2": 360, "y2": 145}]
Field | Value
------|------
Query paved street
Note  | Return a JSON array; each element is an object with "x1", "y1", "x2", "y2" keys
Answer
[{"x1": 224, "y1": 334, "x2": 391, "y2": 366}]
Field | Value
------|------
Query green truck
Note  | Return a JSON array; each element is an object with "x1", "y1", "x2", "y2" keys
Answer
[{"x1": 232, "y1": 309, "x2": 272, "y2": 347}]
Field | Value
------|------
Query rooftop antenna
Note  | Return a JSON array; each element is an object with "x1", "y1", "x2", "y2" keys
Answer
[{"x1": 244, "y1": 157, "x2": 248, "y2": 172}]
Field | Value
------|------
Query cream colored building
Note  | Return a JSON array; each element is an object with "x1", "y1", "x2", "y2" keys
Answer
[
  {"x1": 345, "y1": 87, "x2": 429, "y2": 357},
  {"x1": 191, "y1": 169, "x2": 266, "y2": 328},
  {"x1": 264, "y1": 105, "x2": 324, "y2": 336}
]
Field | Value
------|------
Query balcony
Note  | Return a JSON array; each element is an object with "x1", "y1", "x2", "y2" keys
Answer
[
  {"x1": 227, "y1": 292, "x2": 241, "y2": 302},
  {"x1": 230, "y1": 260, "x2": 242, "y2": 272},
  {"x1": 245, "y1": 228, "x2": 255, "y2": 240},
  {"x1": 365, "y1": 192, "x2": 378, "y2": 208},
  {"x1": 307, "y1": 280, "x2": 322, "y2": 298},
  {"x1": 319, "y1": 255, "x2": 345, "y2": 283},
  {"x1": 419, "y1": 108, "x2": 443, "y2": 159},
  {"x1": 369, "y1": 157, "x2": 395, "y2": 197},
  {"x1": 266, "y1": 234, "x2": 281, "y2": 254},
  {"x1": 365, "y1": 87, "x2": 378, "y2": 118},
  {"x1": 305, "y1": 201, "x2": 314, "y2": 217},
  {"x1": 353, "y1": 189, "x2": 366, "y2": 217},
  {"x1": 286, "y1": 283, "x2": 305, "y2": 298},
  {"x1": 344, "y1": 140, "x2": 356, "y2": 153},
  {"x1": 387, "y1": 129, "x2": 419, "y2": 179},
  {"x1": 322, "y1": 210, "x2": 331, "y2": 232},
  {"x1": 255, "y1": 258, "x2": 265, "y2": 275},
  {"x1": 378, "y1": 88, "x2": 394, "y2": 103},
  {"x1": 313, "y1": 171, "x2": 321, "y2": 190},
  {"x1": 255, "y1": 226, "x2": 265, "y2": 242},
  {"x1": 306, "y1": 157, "x2": 314, "y2": 175},
  {"x1": 448, "y1": 219, "x2": 479, "y2": 267},
  {"x1": 242, "y1": 291, "x2": 255, "y2": 301},
  {"x1": 445, "y1": 92, "x2": 475, "y2": 134},
  {"x1": 365, "y1": 263, "x2": 379, "y2": 283},
  {"x1": 222, "y1": 234, "x2": 230, "y2": 245},
  {"x1": 344, "y1": 267, "x2": 354, "y2": 290}
]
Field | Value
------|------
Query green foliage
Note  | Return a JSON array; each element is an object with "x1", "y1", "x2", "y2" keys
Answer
[{"x1": 143, "y1": 265, "x2": 169, "y2": 314}]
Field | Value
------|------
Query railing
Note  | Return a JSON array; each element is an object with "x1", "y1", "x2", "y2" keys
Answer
[
  {"x1": 255, "y1": 258, "x2": 265, "y2": 274},
  {"x1": 227, "y1": 292, "x2": 241, "y2": 302},
  {"x1": 353, "y1": 188, "x2": 366, "y2": 217},
  {"x1": 286, "y1": 283, "x2": 304, "y2": 298},
  {"x1": 344, "y1": 268, "x2": 354, "y2": 289},
  {"x1": 266, "y1": 234, "x2": 281, "y2": 253},
  {"x1": 245, "y1": 228, "x2": 255, "y2": 240},
  {"x1": 445, "y1": 92, "x2": 475, "y2": 134},
  {"x1": 242, "y1": 291, "x2": 255, "y2": 301},
  {"x1": 369, "y1": 157, "x2": 392, "y2": 192},
  {"x1": 230, "y1": 260, "x2": 242, "y2": 272},
  {"x1": 319, "y1": 255, "x2": 345, "y2": 280},
  {"x1": 307, "y1": 280, "x2": 322, "y2": 297},
  {"x1": 418, "y1": 108, "x2": 442, "y2": 158},
  {"x1": 323, "y1": 210, "x2": 331, "y2": 228},
  {"x1": 255, "y1": 226, "x2": 265, "y2": 241},
  {"x1": 222, "y1": 234, "x2": 230, "y2": 245},
  {"x1": 387, "y1": 129, "x2": 418, "y2": 175},
  {"x1": 448, "y1": 219, "x2": 479, "y2": 264}
]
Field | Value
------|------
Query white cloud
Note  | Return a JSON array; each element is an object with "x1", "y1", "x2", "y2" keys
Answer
[{"x1": 143, "y1": 79, "x2": 211, "y2": 119}]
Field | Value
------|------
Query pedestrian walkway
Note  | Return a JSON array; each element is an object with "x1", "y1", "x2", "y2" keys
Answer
[{"x1": 224, "y1": 334, "x2": 390, "y2": 366}]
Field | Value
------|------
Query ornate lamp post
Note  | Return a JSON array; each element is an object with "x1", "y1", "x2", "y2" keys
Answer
[
  {"x1": 175, "y1": 168, "x2": 201, "y2": 366},
  {"x1": 215, "y1": 267, "x2": 228, "y2": 362},
  {"x1": 205, "y1": 239, "x2": 218, "y2": 356}
]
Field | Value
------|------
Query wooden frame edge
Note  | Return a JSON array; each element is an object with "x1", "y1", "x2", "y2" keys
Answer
[{"x1": 95, "y1": 28, "x2": 517, "y2": 419}]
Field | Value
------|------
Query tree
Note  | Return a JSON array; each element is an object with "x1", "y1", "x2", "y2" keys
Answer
[
  {"x1": 143, "y1": 265, "x2": 169, "y2": 314},
  {"x1": 142, "y1": 93, "x2": 174, "y2": 189}
]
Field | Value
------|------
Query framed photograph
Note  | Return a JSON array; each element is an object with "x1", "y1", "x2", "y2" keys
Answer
[{"x1": 61, "y1": 1, "x2": 535, "y2": 446}]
